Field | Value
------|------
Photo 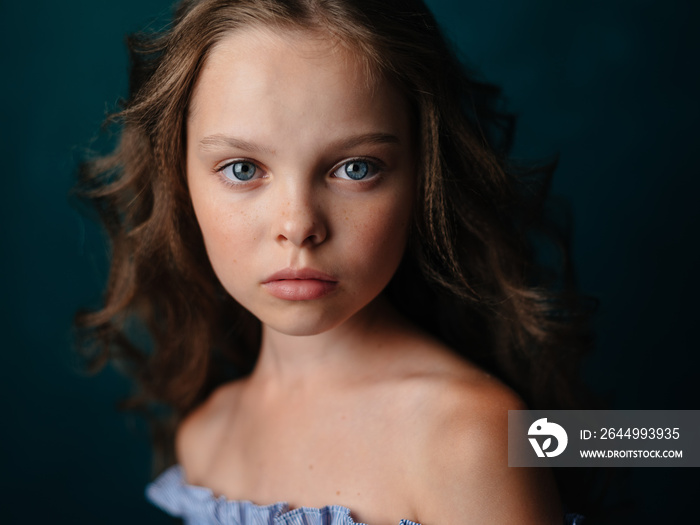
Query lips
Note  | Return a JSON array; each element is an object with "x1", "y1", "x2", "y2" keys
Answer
[
  {"x1": 262, "y1": 268, "x2": 337, "y2": 283},
  {"x1": 261, "y1": 268, "x2": 338, "y2": 301}
]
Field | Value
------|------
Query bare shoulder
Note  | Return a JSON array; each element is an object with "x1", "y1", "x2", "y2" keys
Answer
[
  {"x1": 175, "y1": 380, "x2": 243, "y2": 483},
  {"x1": 390, "y1": 340, "x2": 562, "y2": 524}
]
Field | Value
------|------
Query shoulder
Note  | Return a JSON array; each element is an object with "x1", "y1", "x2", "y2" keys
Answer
[
  {"x1": 175, "y1": 381, "x2": 242, "y2": 484},
  {"x1": 387, "y1": 342, "x2": 562, "y2": 524}
]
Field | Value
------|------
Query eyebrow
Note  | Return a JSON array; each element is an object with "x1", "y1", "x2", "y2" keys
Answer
[
  {"x1": 198, "y1": 132, "x2": 400, "y2": 154},
  {"x1": 199, "y1": 135, "x2": 275, "y2": 154},
  {"x1": 333, "y1": 132, "x2": 400, "y2": 150}
]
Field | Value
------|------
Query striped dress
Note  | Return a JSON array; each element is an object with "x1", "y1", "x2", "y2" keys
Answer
[{"x1": 147, "y1": 464, "x2": 586, "y2": 525}]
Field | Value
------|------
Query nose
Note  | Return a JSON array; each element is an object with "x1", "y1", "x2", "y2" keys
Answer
[{"x1": 273, "y1": 182, "x2": 328, "y2": 248}]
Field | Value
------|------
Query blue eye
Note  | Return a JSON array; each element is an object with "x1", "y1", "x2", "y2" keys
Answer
[
  {"x1": 221, "y1": 161, "x2": 258, "y2": 182},
  {"x1": 334, "y1": 159, "x2": 379, "y2": 181},
  {"x1": 344, "y1": 161, "x2": 369, "y2": 180}
]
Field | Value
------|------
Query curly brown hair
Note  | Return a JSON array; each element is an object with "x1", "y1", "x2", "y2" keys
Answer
[{"x1": 75, "y1": 0, "x2": 597, "y2": 506}]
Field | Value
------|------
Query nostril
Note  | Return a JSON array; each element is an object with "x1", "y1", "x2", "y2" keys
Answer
[{"x1": 276, "y1": 219, "x2": 327, "y2": 247}]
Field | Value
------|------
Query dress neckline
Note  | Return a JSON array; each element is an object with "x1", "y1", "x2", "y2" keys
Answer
[
  {"x1": 146, "y1": 463, "x2": 585, "y2": 525},
  {"x1": 145, "y1": 463, "x2": 422, "y2": 525}
]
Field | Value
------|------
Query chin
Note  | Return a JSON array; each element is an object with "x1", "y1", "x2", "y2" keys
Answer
[{"x1": 258, "y1": 306, "x2": 355, "y2": 337}]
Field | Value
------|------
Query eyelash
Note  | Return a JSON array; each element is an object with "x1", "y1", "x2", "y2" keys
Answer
[{"x1": 214, "y1": 157, "x2": 385, "y2": 188}]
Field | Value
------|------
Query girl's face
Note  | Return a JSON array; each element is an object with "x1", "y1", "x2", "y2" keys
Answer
[{"x1": 186, "y1": 27, "x2": 415, "y2": 336}]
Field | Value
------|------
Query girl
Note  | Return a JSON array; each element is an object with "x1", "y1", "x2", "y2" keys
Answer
[{"x1": 76, "y1": 0, "x2": 593, "y2": 523}]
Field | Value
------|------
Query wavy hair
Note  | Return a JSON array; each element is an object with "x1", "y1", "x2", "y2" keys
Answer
[{"x1": 75, "y1": 0, "x2": 598, "y2": 510}]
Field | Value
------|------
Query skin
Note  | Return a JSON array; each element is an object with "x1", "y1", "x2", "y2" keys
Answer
[
  {"x1": 181, "y1": 26, "x2": 562, "y2": 525},
  {"x1": 187, "y1": 26, "x2": 414, "y2": 349}
]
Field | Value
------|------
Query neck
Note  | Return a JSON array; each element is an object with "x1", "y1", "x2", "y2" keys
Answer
[{"x1": 250, "y1": 294, "x2": 404, "y2": 393}]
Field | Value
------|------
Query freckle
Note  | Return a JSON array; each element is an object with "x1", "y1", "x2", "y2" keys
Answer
[
  {"x1": 336, "y1": 490, "x2": 341, "y2": 495},
  {"x1": 308, "y1": 464, "x2": 313, "y2": 470},
  {"x1": 341, "y1": 415, "x2": 346, "y2": 420},
  {"x1": 357, "y1": 492, "x2": 360, "y2": 496}
]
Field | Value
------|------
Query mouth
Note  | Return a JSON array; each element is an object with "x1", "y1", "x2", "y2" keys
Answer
[
  {"x1": 261, "y1": 268, "x2": 338, "y2": 300},
  {"x1": 262, "y1": 268, "x2": 337, "y2": 283}
]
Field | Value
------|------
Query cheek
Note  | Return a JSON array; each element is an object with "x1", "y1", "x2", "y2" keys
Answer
[
  {"x1": 341, "y1": 189, "x2": 413, "y2": 285},
  {"x1": 190, "y1": 191, "x2": 261, "y2": 293}
]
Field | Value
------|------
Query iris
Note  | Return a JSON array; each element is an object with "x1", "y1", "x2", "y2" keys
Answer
[
  {"x1": 344, "y1": 160, "x2": 369, "y2": 180},
  {"x1": 229, "y1": 161, "x2": 257, "y2": 181}
]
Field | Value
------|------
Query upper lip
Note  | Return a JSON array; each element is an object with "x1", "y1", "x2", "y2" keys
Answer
[{"x1": 262, "y1": 268, "x2": 337, "y2": 283}]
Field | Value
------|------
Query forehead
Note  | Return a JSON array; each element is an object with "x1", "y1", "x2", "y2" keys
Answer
[{"x1": 187, "y1": 26, "x2": 410, "y2": 149}]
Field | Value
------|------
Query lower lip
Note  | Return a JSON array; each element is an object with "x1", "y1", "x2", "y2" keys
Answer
[{"x1": 262, "y1": 279, "x2": 338, "y2": 300}]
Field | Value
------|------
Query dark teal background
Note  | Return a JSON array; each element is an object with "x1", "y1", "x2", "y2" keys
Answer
[{"x1": 1, "y1": 1, "x2": 698, "y2": 523}]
